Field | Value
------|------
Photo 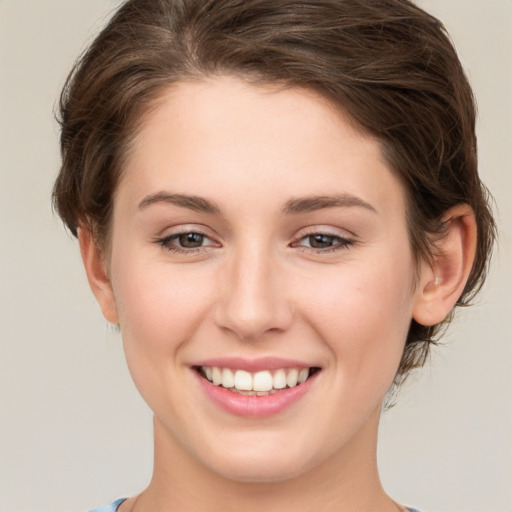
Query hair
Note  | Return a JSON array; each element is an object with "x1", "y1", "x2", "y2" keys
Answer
[{"x1": 53, "y1": 0, "x2": 496, "y2": 384}]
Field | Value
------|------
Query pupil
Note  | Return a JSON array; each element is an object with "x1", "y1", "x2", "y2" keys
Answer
[
  {"x1": 310, "y1": 234, "x2": 333, "y2": 248},
  {"x1": 179, "y1": 233, "x2": 203, "y2": 247}
]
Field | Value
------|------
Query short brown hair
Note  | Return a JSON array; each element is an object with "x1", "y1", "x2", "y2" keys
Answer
[{"x1": 53, "y1": 0, "x2": 496, "y2": 383}]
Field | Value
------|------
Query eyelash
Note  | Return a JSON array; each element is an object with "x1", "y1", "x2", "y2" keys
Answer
[
  {"x1": 155, "y1": 230, "x2": 216, "y2": 255},
  {"x1": 292, "y1": 232, "x2": 354, "y2": 254},
  {"x1": 154, "y1": 230, "x2": 355, "y2": 255}
]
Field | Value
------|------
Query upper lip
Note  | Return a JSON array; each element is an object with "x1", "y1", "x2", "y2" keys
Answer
[{"x1": 192, "y1": 356, "x2": 317, "y2": 373}]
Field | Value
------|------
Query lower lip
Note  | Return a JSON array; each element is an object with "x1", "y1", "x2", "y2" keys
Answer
[{"x1": 195, "y1": 370, "x2": 319, "y2": 418}]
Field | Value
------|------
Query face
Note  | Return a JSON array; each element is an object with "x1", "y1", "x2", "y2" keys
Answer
[{"x1": 103, "y1": 76, "x2": 424, "y2": 482}]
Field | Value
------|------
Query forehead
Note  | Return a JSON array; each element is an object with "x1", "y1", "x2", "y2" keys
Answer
[{"x1": 119, "y1": 76, "x2": 406, "y2": 219}]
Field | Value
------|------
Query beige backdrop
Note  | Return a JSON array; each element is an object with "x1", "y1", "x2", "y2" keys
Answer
[{"x1": 0, "y1": 1, "x2": 510, "y2": 511}]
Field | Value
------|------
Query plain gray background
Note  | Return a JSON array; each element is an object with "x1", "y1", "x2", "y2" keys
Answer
[{"x1": 0, "y1": 1, "x2": 511, "y2": 511}]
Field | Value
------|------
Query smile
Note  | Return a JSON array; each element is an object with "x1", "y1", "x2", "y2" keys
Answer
[{"x1": 198, "y1": 366, "x2": 319, "y2": 396}]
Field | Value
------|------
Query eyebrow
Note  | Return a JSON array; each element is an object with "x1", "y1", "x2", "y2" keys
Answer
[
  {"x1": 138, "y1": 192, "x2": 222, "y2": 215},
  {"x1": 137, "y1": 191, "x2": 377, "y2": 216},
  {"x1": 282, "y1": 194, "x2": 378, "y2": 215}
]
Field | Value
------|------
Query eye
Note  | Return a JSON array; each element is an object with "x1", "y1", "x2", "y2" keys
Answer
[
  {"x1": 293, "y1": 232, "x2": 354, "y2": 253},
  {"x1": 176, "y1": 232, "x2": 206, "y2": 248},
  {"x1": 304, "y1": 234, "x2": 338, "y2": 249},
  {"x1": 155, "y1": 230, "x2": 218, "y2": 254}
]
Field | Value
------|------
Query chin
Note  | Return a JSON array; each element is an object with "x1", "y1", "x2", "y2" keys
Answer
[
  {"x1": 209, "y1": 456, "x2": 311, "y2": 484},
  {"x1": 196, "y1": 434, "x2": 324, "y2": 484}
]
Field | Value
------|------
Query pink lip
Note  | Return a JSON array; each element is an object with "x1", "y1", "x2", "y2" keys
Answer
[
  {"x1": 193, "y1": 368, "x2": 319, "y2": 418},
  {"x1": 192, "y1": 356, "x2": 313, "y2": 372}
]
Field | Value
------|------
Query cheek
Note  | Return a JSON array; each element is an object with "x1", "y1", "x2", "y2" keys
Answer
[
  {"x1": 109, "y1": 250, "x2": 215, "y2": 376},
  {"x1": 297, "y1": 254, "x2": 415, "y2": 384},
  {"x1": 109, "y1": 258, "x2": 220, "y2": 419},
  {"x1": 113, "y1": 249, "x2": 210, "y2": 330}
]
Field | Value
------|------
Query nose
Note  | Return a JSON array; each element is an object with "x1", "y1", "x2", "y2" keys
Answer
[{"x1": 213, "y1": 242, "x2": 293, "y2": 341}]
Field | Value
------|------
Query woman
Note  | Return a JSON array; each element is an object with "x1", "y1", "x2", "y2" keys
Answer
[{"x1": 52, "y1": 1, "x2": 495, "y2": 511}]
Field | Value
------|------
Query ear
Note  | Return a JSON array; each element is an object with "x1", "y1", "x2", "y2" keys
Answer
[
  {"x1": 412, "y1": 204, "x2": 477, "y2": 326},
  {"x1": 78, "y1": 227, "x2": 119, "y2": 324}
]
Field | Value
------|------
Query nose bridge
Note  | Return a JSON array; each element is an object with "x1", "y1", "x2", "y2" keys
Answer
[{"x1": 215, "y1": 239, "x2": 291, "y2": 340}]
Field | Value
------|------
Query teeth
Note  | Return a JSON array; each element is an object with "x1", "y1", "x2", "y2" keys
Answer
[
  {"x1": 273, "y1": 369, "x2": 287, "y2": 389},
  {"x1": 212, "y1": 367, "x2": 222, "y2": 386},
  {"x1": 221, "y1": 368, "x2": 235, "y2": 388},
  {"x1": 298, "y1": 368, "x2": 309, "y2": 384},
  {"x1": 201, "y1": 366, "x2": 314, "y2": 393},
  {"x1": 234, "y1": 370, "x2": 252, "y2": 391},
  {"x1": 286, "y1": 368, "x2": 298, "y2": 387},
  {"x1": 253, "y1": 371, "x2": 273, "y2": 392}
]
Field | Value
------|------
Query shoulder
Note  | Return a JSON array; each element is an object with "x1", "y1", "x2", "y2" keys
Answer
[{"x1": 88, "y1": 498, "x2": 127, "y2": 512}]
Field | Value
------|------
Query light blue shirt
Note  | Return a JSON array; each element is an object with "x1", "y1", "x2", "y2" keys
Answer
[{"x1": 88, "y1": 498, "x2": 126, "y2": 512}]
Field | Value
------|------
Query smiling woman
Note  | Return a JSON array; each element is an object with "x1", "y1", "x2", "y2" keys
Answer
[{"x1": 50, "y1": 1, "x2": 497, "y2": 512}]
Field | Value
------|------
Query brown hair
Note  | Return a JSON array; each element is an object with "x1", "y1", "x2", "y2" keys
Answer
[{"x1": 53, "y1": 0, "x2": 496, "y2": 383}]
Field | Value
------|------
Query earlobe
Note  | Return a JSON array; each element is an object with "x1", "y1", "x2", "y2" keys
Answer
[
  {"x1": 78, "y1": 227, "x2": 119, "y2": 324},
  {"x1": 412, "y1": 204, "x2": 477, "y2": 327}
]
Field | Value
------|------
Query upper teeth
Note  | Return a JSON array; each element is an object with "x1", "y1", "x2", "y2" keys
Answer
[{"x1": 202, "y1": 366, "x2": 311, "y2": 393}]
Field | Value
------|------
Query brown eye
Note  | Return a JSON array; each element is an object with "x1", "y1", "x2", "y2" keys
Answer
[
  {"x1": 308, "y1": 234, "x2": 336, "y2": 248},
  {"x1": 178, "y1": 233, "x2": 205, "y2": 248},
  {"x1": 293, "y1": 232, "x2": 354, "y2": 253},
  {"x1": 156, "y1": 230, "x2": 219, "y2": 254}
]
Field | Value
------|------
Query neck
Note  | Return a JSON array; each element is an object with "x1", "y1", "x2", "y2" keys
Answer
[{"x1": 131, "y1": 405, "x2": 401, "y2": 512}]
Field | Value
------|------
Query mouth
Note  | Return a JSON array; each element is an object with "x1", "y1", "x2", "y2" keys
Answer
[{"x1": 195, "y1": 366, "x2": 321, "y2": 397}]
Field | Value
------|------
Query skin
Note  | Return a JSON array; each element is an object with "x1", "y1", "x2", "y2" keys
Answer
[{"x1": 80, "y1": 76, "x2": 477, "y2": 512}]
